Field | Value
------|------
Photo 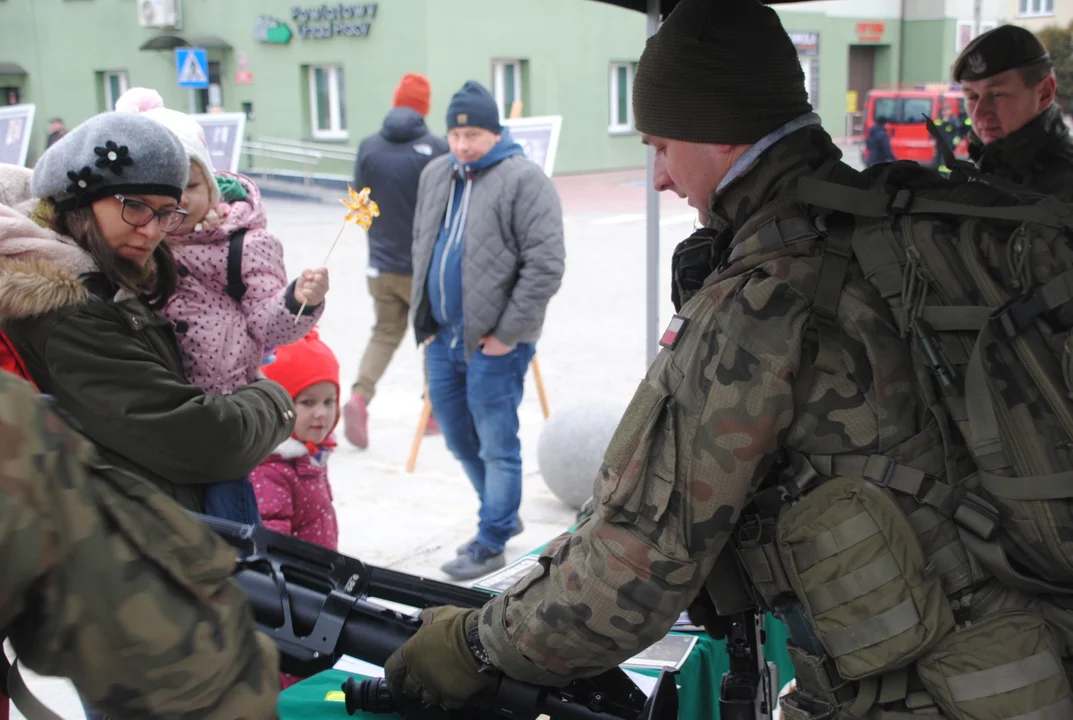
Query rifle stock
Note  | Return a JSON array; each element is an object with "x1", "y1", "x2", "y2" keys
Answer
[{"x1": 195, "y1": 514, "x2": 680, "y2": 720}]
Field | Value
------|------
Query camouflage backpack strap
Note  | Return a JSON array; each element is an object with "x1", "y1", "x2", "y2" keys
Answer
[{"x1": 797, "y1": 178, "x2": 1073, "y2": 233}]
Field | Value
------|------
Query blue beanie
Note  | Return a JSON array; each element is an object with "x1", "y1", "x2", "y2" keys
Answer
[{"x1": 446, "y1": 81, "x2": 502, "y2": 134}]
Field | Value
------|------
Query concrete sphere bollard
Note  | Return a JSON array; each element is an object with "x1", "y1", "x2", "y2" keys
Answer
[{"x1": 537, "y1": 399, "x2": 626, "y2": 510}]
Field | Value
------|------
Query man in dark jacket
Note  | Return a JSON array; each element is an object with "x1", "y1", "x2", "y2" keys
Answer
[
  {"x1": 954, "y1": 25, "x2": 1073, "y2": 199},
  {"x1": 344, "y1": 74, "x2": 448, "y2": 450},
  {"x1": 865, "y1": 116, "x2": 895, "y2": 166},
  {"x1": 411, "y1": 81, "x2": 565, "y2": 580}
]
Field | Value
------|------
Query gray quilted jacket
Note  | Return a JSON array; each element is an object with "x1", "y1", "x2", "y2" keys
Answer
[{"x1": 411, "y1": 152, "x2": 565, "y2": 358}]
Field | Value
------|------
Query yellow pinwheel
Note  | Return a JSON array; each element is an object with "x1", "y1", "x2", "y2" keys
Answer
[{"x1": 340, "y1": 185, "x2": 380, "y2": 231}]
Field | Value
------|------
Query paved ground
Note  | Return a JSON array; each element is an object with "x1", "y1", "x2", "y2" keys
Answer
[{"x1": 11, "y1": 143, "x2": 865, "y2": 718}]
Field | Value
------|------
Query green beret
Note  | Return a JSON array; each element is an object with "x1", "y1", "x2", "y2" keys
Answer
[{"x1": 953, "y1": 25, "x2": 1051, "y2": 82}]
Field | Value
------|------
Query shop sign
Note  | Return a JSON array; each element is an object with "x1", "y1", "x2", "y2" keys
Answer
[
  {"x1": 255, "y1": 16, "x2": 293, "y2": 44},
  {"x1": 790, "y1": 31, "x2": 819, "y2": 56},
  {"x1": 856, "y1": 22, "x2": 886, "y2": 43},
  {"x1": 292, "y1": 4, "x2": 378, "y2": 39}
]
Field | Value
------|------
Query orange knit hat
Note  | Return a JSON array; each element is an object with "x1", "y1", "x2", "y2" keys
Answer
[{"x1": 393, "y1": 73, "x2": 431, "y2": 117}]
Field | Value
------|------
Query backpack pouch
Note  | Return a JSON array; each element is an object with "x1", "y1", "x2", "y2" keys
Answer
[{"x1": 777, "y1": 477, "x2": 953, "y2": 681}]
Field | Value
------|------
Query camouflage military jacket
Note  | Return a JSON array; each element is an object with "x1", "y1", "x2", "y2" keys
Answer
[
  {"x1": 969, "y1": 104, "x2": 1073, "y2": 201},
  {"x1": 477, "y1": 126, "x2": 928, "y2": 685},
  {"x1": 0, "y1": 372, "x2": 280, "y2": 719}
]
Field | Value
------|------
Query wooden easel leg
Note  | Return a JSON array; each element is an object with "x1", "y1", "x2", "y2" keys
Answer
[
  {"x1": 531, "y1": 355, "x2": 550, "y2": 419},
  {"x1": 407, "y1": 390, "x2": 433, "y2": 473}
]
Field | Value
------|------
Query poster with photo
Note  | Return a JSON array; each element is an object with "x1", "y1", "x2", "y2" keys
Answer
[
  {"x1": 502, "y1": 115, "x2": 562, "y2": 178},
  {"x1": 191, "y1": 112, "x2": 247, "y2": 173},
  {"x1": 0, "y1": 104, "x2": 36, "y2": 167}
]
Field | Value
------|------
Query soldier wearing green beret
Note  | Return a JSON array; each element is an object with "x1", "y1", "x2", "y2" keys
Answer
[{"x1": 953, "y1": 24, "x2": 1073, "y2": 199}]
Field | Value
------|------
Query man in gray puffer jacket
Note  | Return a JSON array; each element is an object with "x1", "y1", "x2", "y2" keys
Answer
[{"x1": 411, "y1": 80, "x2": 565, "y2": 580}]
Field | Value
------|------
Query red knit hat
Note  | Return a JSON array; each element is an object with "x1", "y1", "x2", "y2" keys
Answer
[
  {"x1": 262, "y1": 329, "x2": 340, "y2": 401},
  {"x1": 393, "y1": 73, "x2": 431, "y2": 117}
]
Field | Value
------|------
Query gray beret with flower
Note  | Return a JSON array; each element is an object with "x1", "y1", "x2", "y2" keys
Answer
[{"x1": 31, "y1": 111, "x2": 189, "y2": 212}]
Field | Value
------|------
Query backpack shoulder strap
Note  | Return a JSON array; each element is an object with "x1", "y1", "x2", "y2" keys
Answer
[
  {"x1": 225, "y1": 229, "x2": 248, "y2": 303},
  {"x1": 7, "y1": 657, "x2": 64, "y2": 720}
]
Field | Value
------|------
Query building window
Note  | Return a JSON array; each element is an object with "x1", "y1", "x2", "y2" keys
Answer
[
  {"x1": 1018, "y1": 0, "x2": 1054, "y2": 17},
  {"x1": 492, "y1": 59, "x2": 523, "y2": 119},
  {"x1": 957, "y1": 20, "x2": 998, "y2": 50},
  {"x1": 308, "y1": 65, "x2": 347, "y2": 140},
  {"x1": 102, "y1": 71, "x2": 128, "y2": 111},
  {"x1": 609, "y1": 62, "x2": 635, "y2": 133}
]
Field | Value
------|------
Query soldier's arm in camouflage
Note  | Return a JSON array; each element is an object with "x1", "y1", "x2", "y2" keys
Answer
[
  {"x1": 0, "y1": 372, "x2": 281, "y2": 719},
  {"x1": 477, "y1": 277, "x2": 797, "y2": 686}
]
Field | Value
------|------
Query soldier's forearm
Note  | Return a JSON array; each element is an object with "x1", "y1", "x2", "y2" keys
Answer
[{"x1": 478, "y1": 520, "x2": 699, "y2": 686}]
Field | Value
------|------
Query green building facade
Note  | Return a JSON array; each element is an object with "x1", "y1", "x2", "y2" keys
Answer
[{"x1": 0, "y1": 0, "x2": 1007, "y2": 177}]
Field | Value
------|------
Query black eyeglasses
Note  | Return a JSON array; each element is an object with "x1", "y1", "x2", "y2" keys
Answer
[{"x1": 114, "y1": 194, "x2": 189, "y2": 233}]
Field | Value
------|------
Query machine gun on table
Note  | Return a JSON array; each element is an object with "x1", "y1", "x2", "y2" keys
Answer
[{"x1": 195, "y1": 514, "x2": 680, "y2": 720}]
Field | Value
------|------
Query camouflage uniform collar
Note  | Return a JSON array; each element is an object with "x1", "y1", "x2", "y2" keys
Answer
[
  {"x1": 970, "y1": 104, "x2": 1069, "y2": 173},
  {"x1": 712, "y1": 112, "x2": 822, "y2": 201},
  {"x1": 705, "y1": 124, "x2": 842, "y2": 245}
]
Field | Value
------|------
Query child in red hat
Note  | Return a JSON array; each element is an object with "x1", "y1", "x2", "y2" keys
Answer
[
  {"x1": 251, "y1": 328, "x2": 341, "y2": 552},
  {"x1": 251, "y1": 329, "x2": 341, "y2": 689}
]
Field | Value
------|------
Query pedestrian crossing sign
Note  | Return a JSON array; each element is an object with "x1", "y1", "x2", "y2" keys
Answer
[{"x1": 175, "y1": 47, "x2": 209, "y2": 89}]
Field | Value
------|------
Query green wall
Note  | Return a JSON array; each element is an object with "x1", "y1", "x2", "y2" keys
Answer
[
  {"x1": 900, "y1": 18, "x2": 956, "y2": 85},
  {"x1": 0, "y1": 0, "x2": 968, "y2": 174},
  {"x1": 0, "y1": 0, "x2": 648, "y2": 174},
  {"x1": 777, "y1": 12, "x2": 903, "y2": 138}
]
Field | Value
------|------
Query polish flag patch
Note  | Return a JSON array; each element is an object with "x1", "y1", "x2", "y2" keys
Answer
[{"x1": 659, "y1": 315, "x2": 688, "y2": 350}]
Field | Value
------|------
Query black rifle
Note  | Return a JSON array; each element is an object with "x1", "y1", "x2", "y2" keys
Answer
[
  {"x1": 195, "y1": 514, "x2": 680, "y2": 720},
  {"x1": 718, "y1": 611, "x2": 778, "y2": 720}
]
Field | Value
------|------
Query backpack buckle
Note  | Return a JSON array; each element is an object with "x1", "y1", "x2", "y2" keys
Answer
[
  {"x1": 954, "y1": 492, "x2": 1001, "y2": 541},
  {"x1": 887, "y1": 189, "x2": 914, "y2": 214},
  {"x1": 991, "y1": 292, "x2": 1047, "y2": 338},
  {"x1": 862, "y1": 455, "x2": 897, "y2": 488}
]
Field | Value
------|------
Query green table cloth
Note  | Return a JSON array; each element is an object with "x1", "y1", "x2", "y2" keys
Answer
[
  {"x1": 279, "y1": 528, "x2": 796, "y2": 718},
  {"x1": 279, "y1": 618, "x2": 793, "y2": 719}
]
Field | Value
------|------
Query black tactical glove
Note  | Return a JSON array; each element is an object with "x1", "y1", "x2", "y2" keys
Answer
[
  {"x1": 686, "y1": 587, "x2": 734, "y2": 640},
  {"x1": 670, "y1": 227, "x2": 731, "y2": 312}
]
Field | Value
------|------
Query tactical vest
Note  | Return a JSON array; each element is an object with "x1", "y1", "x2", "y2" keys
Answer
[{"x1": 690, "y1": 159, "x2": 1073, "y2": 719}]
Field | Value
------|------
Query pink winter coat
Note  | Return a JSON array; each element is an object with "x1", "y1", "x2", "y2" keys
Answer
[
  {"x1": 250, "y1": 437, "x2": 339, "y2": 550},
  {"x1": 159, "y1": 172, "x2": 323, "y2": 396}
]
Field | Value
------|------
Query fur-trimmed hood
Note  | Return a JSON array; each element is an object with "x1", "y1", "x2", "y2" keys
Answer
[{"x1": 0, "y1": 164, "x2": 95, "y2": 321}]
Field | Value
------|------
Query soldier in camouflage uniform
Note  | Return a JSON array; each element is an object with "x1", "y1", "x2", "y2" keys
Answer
[
  {"x1": 384, "y1": 1, "x2": 1073, "y2": 717},
  {"x1": 0, "y1": 370, "x2": 280, "y2": 719},
  {"x1": 954, "y1": 25, "x2": 1073, "y2": 200}
]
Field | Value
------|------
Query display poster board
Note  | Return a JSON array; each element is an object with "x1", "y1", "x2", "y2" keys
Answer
[
  {"x1": 502, "y1": 115, "x2": 562, "y2": 177},
  {"x1": 191, "y1": 112, "x2": 247, "y2": 173},
  {"x1": 0, "y1": 104, "x2": 36, "y2": 167}
]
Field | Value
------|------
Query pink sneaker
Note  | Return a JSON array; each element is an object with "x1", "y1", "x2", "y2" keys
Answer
[{"x1": 344, "y1": 393, "x2": 369, "y2": 449}]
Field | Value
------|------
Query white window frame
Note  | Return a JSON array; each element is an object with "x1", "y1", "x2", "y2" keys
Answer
[
  {"x1": 308, "y1": 64, "x2": 347, "y2": 141},
  {"x1": 492, "y1": 59, "x2": 522, "y2": 120},
  {"x1": 956, "y1": 20, "x2": 1000, "y2": 51},
  {"x1": 609, "y1": 62, "x2": 635, "y2": 134},
  {"x1": 1018, "y1": 0, "x2": 1054, "y2": 17},
  {"x1": 103, "y1": 71, "x2": 128, "y2": 111}
]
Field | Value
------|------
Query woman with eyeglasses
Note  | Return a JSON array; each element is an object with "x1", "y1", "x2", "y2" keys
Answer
[{"x1": 0, "y1": 111, "x2": 297, "y2": 515}]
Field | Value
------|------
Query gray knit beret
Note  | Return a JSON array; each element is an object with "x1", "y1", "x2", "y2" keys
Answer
[
  {"x1": 633, "y1": 0, "x2": 812, "y2": 144},
  {"x1": 32, "y1": 112, "x2": 189, "y2": 212}
]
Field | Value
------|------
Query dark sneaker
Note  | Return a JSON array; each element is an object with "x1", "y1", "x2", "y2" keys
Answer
[
  {"x1": 456, "y1": 518, "x2": 525, "y2": 554},
  {"x1": 441, "y1": 541, "x2": 505, "y2": 581}
]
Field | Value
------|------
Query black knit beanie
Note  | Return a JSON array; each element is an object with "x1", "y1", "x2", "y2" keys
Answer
[{"x1": 633, "y1": 0, "x2": 812, "y2": 144}]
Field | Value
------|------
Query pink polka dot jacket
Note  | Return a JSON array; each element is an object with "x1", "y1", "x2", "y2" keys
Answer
[
  {"x1": 250, "y1": 437, "x2": 339, "y2": 550},
  {"x1": 158, "y1": 172, "x2": 324, "y2": 396}
]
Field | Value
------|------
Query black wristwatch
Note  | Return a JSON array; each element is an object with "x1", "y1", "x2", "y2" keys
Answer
[{"x1": 465, "y1": 621, "x2": 494, "y2": 671}]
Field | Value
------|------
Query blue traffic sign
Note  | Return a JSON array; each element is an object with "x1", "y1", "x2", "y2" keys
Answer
[{"x1": 175, "y1": 47, "x2": 209, "y2": 89}]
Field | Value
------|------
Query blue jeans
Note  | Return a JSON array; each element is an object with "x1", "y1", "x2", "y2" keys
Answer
[
  {"x1": 426, "y1": 334, "x2": 534, "y2": 553},
  {"x1": 202, "y1": 476, "x2": 261, "y2": 525}
]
